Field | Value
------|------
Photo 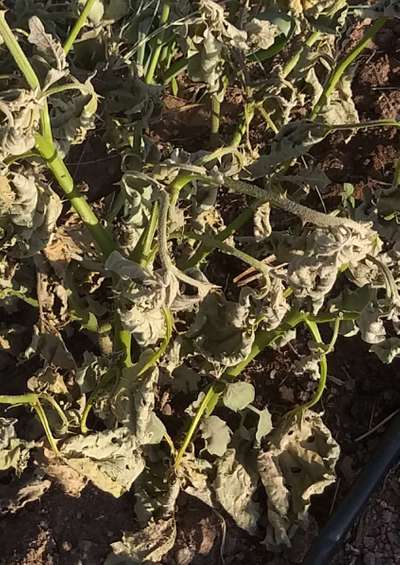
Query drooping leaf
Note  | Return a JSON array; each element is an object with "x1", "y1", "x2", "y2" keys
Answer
[
  {"x1": 245, "y1": 121, "x2": 330, "y2": 178},
  {"x1": 112, "y1": 358, "x2": 165, "y2": 445},
  {"x1": 257, "y1": 410, "x2": 340, "y2": 548},
  {"x1": 28, "y1": 16, "x2": 68, "y2": 89}
]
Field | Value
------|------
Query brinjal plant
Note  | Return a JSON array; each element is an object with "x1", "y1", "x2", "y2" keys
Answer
[{"x1": 1, "y1": 0, "x2": 400, "y2": 561}]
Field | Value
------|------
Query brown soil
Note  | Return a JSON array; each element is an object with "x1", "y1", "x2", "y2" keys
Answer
[{"x1": 2, "y1": 18, "x2": 400, "y2": 565}]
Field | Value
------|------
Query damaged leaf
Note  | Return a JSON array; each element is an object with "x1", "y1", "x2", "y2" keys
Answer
[
  {"x1": 60, "y1": 427, "x2": 145, "y2": 497},
  {"x1": 257, "y1": 410, "x2": 340, "y2": 548}
]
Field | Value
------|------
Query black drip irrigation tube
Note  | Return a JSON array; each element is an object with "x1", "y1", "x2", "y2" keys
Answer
[{"x1": 303, "y1": 410, "x2": 400, "y2": 565}]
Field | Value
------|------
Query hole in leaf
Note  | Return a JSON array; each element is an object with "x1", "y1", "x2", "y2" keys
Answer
[{"x1": 290, "y1": 466, "x2": 302, "y2": 474}]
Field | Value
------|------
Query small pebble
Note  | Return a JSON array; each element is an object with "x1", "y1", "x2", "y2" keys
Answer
[{"x1": 62, "y1": 541, "x2": 72, "y2": 552}]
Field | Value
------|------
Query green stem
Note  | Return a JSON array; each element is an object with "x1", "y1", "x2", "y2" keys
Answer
[
  {"x1": 63, "y1": 0, "x2": 97, "y2": 55},
  {"x1": 185, "y1": 231, "x2": 270, "y2": 279},
  {"x1": 297, "y1": 320, "x2": 328, "y2": 411},
  {"x1": 0, "y1": 12, "x2": 40, "y2": 90},
  {"x1": 282, "y1": 31, "x2": 320, "y2": 78},
  {"x1": 257, "y1": 104, "x2": 279, "y2": 134},
  {"x1": 0, "y1": 394, "x2": 60, "y2": 455},
  {"x1": 169, "y1": 172, "x2": 197, "y2": 208},
  {"x1": 311, "y1": 17, "x2": 387, "y2": 119},
  {"x1": 174, "y1": 310, "x2": 306, "y2": 467},
  {"x1": 183, "y1": 202, "x2": 261, "y2": 270},
  {"x1": 137, "y1": 308, "x2": 173, "y2": 376},
  {"x1": 144, "y1": 2, "x2": 171, "y2": 84},
  {"x1": 132, "y1": 201, "x2": 160, "y2": 267},
  {"x1": 34, "y1": 134, "x2": 116, "y2": 257},
  {"x1": 211, "y1": 94, "x2": 221, "y2": 141},
  {"x1": 115, "y1": 323, "x2": 132, "y2": 368},
  {"x1": 174, "y1": 385, "x2": 219, "y2": 468}
]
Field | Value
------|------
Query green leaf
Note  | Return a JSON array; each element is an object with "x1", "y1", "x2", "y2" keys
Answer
[{"x1": 223, "y1": 382, "x2": 255, "y2": 412}]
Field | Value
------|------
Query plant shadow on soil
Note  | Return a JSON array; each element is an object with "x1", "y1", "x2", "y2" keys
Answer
[{"x1": 3, "y1": 18, "x2": 400, "y2": 565}]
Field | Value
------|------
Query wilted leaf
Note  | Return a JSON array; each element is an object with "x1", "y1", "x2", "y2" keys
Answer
[
  {"x1": 112, "y1": 355, "x2": 165, "y2": 445},
  {"x1": 0, "y1": 90, "x2": 42, "y2": 161},
  {"x1": 371, "y1": 337, "x2": 400, "y2": 364},
  {"x1": 51, "y1": 79, "x2": 98, "y2": 154},
  {"x1": 0, "y1": 477, "x2": 51, "y2": 515},
  {"x1": 28, "y1": 16, "x2": 68, "y2": 89},
  {"x1": 246, "y1": 122, "x2": 330, "y2": 178},
  {"x1": 254, "y1": 202, "x2": 272, "y2": 241},
  {"x1": 28, "y1": 329, "x2": 76, "y2": 369},
  {"x1": 0, "y1": 170, "x2": 62, "y2": 256},
  {"x1": 200, "y1": 415, "x2": 231, "y2": 456},
  {"x1": 105, "y1": 516, "x2": 176, "y2": 565},
  {"x1": 0, "y1": 418, "x2": 34, "y2": 474},
  {"x1": 186, "y1": 292, "x2": 255, "y2": 367},
  {"x1": 223, "y1": 382, "x2": 255, "y2": 412},
  {"x1": 214, "y1": 448, "x2": 260, "y2": 534},
  {"x1": 257, "y1": 410, "x2": 340, "y2": 547},
  {"x1": 38, "y1": 447, "x2": 87, "y2": 497},
  {"x1": 61, "y1": 427, "x2": 145, "y2": 497}
]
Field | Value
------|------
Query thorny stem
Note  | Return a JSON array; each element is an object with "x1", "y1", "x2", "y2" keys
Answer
[
  {"x1": 211, "y1": 95, "x2": 221, "y2": 142},
  {"x1": 183, "y1": 200, "x2": 264, "y2": 270},
  {"x1": 158, "y1": 190, "x2": 212, "y2": 291},
  {"x1": 63, "y1": 0, "x2": 97, "y2": 55},
  {"x1": 221, "y1": 177, "x2": 371, "y2": 233},
  {"x1": 311, "y1": 17, "x2": 387, "y2": 119},
  {"x1": 185, "y1": 231, "x2": 270, "y2": 281},
  {"x1": 34, "y1": 134, "x2": 116, "y2": 257}
]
